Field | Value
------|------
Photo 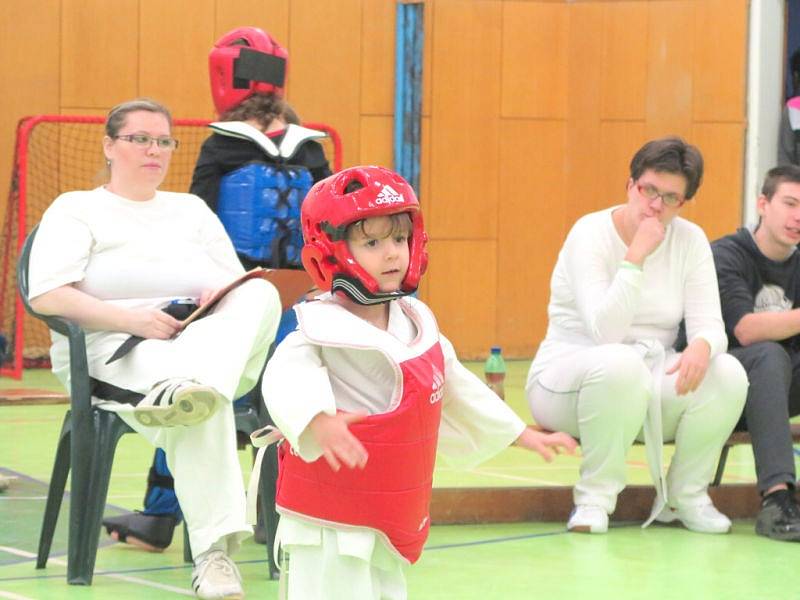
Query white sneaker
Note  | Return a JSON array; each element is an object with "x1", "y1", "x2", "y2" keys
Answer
[
  {"x1": 192, "y1": 550, "x2": 244, "y2": 599},
  {"x1": 134, "y1": 378, "x2": 221, "y2": 428},
  {"x1": 567, "y1": 505, "x2": 609, "y2": 533},
  {"x1": 655, "y1": 502, "x2": 731, "y2": 534}
]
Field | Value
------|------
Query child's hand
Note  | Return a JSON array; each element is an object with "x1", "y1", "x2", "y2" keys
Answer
[
  {"x1": 514, "y1": 426, "x2": 578, "y2": 462},
  {"x1": 308, "y1": 410, "x2": 369, "y2": 471}
]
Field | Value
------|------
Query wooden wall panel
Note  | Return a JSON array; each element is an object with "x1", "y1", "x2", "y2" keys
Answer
[
  {"x1": 497, "y1": 119, "x2": 566, "y2": 355},
  {"x1": 0, "y1": 0, "x2": 60, "y2": 228},
  {"x1": 684, "y1": 122, "x2": 745, "y2": 242},
  {"x1": 421, "y1": 0, "x2": 433, "y2": 118},
  {"x1": 598, "y1": 120, "x2": 647, "y2": 208},
  {"x1": 424, "y1": 240, "x2": 496, "y2": 359},
  {"x1": 361, "y1": 0, "x2": 395, "y2": 116},
  {"x1": 600, "y1": 2, "x2": 648, "y2": 121},
  {"x1": 428, "y1": 0, "x2": 502, "y2": 240},
  {"x1": 419, "y1": 116, "x2": 431, "y2": 202},
  {"x1": 644, "y1": 1, "x2": 694, "y2": 138},
  {"x1": 692, "y1": 0, "x2": 747, "y2": 123},
  {"x1": 288, "y1": 0, "x2": 362, "y2": 165},
  {"x1": 0, "y1": 0, "x2": 752, "y2": 361},
  {"x1": 359, "y1": 115, "x2": 393, "y2": 167},
  {"x1": 501, "y1": 2, "x2": 567, "y2": 119},
  {"x1": 565, "y1": 2, "x2": 605, "y2": 227},
  {"x1": 139, "y1": 0, "x2": 216, "y2": 118},
  {"x1": 61, "y1": 0, "x2": 138, "y2": 109},
  {"x1": 214, "y1": 0, "x2": 290, "y2": 45}
]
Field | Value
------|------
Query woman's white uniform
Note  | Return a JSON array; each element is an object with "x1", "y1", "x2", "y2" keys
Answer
[
  {"x1": 527, "y1": 207, "x2": 748, "y2": 522},
  {"x1": 28, "y1": 186, "x2": 281, "y2": 556},
  {"x1": 264, "y1": 294, "x2": 526, "y2": 600}
]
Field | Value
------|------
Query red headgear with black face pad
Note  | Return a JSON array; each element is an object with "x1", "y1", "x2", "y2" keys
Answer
[
  {"x1": 209, "y1": 26, "x2": 289, "y2": 114},
  {"x1": 301, "y1": 166, "x2": 428, "y2": 305}
]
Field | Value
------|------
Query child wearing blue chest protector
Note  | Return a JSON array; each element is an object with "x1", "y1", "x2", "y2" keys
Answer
[{"x1": 253, "y1": 166, "x2": 577, "y2": 600}]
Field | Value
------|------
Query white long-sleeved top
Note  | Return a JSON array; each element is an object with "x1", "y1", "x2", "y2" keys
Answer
[
  {"x1": 528, "y1": 206, "x2": 727, "y2": 387},
  {"x1": 263, "y1": 294, "x2": 526, "y2": 567},
  {"x1": 28, "y1": 187, "x2": 244, "y2": 385}
]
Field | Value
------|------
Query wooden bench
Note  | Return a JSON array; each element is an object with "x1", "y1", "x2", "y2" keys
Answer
[
  {"x1": 712, "y1": 422, "x2": 800, "y2": 486},
  {"x1": 0, "y1": 388, "x2": 69, "y2": 406}
]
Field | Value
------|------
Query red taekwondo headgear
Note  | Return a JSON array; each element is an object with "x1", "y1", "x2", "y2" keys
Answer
[
  {"x1": 209, "y1": 26, "x2": 289, "y2": 114},
  {"x1": 301, "y1": 166, "x2": 429, "y2": 305}
]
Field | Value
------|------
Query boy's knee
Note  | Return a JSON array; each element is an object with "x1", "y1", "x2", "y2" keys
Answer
[{"x1": 746, "y1": 341, "x2": 791, "y2": 375}]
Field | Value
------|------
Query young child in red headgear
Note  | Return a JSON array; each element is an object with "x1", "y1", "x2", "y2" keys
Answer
[{"x1": 257, "y1": 165, "x2": 577, "y2": 600}]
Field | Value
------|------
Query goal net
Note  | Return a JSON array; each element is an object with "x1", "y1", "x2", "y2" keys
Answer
[{"x1": 0, "y1": 115, "x2": 341, "y2": 379}]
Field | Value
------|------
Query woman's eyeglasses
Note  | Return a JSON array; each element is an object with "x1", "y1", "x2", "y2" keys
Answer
[
  {"x1": 636, "y1": 182, "x2": 685, "y2": 207},
  {"x1": 114, "y1": 133, "x2": 179, "y2": 151}
]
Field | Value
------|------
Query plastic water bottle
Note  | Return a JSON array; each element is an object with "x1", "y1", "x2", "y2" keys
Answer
[{"x1": 484, "y1": 346, "x2": 506, "y2": 400}]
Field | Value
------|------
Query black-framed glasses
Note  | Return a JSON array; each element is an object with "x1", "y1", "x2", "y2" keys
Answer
[
  {"x1": 114, "y1": 133, "x2": 179, "y2": 151},
  {"x1": 636, "y1": 182, "x2": 685, "y2": 207}
]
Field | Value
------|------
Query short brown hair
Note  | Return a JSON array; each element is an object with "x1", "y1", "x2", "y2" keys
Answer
[
  {"x1": 346, "y1": 213, "x2": 413, "y2": 242},
  {"x1": 761, "y1": 165, "x2": 800, "y2": 200},
  {"x1": 629, "y1": 136, "x2": 704, "y2": 200}
]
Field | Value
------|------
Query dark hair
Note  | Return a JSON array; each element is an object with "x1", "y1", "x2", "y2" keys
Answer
[
  {"x1": 106, "y1": 98, "x2": 172, "y2": 138},
  {"x1": 791, "y1": 48, "x2": 800, "y2": 79},
  {"x1": 282, "y1": 103, "x2": 300, "y2": 125},
  {"x1": 629, "y1": 136, "x2": 704, "y2": 200},
  {"x1": 220, "y1": 93, "x2": 287, "y2": 130},
  {"x1": 761, "y1": 165, "x2": 800, "y2": 199}
]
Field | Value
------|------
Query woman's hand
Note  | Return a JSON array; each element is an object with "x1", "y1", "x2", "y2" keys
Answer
[
  {"x1": 126, "y1": 308, "x2": 182, "y2": 340},
  {"x1": 625, "y1": 216, "x2": 665, "y2": 266},
  {"x1": 667, "y1": 338, "x2": 711, "y2": 395},
  {"x1": 308, "y1": 410, "x2": 369, "y2": 471},
  {"x1": 514, "y1": 426, "x2": 578, "y2": 462}
]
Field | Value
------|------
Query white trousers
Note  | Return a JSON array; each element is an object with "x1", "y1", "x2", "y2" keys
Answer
[
  {"x1": 526, "y1": 344, "x2": 747, "y2": 513},
  {"x1": 280, "y1": 528, "x2": 407, "y2": 600},
  {"x1": 92, "y1": 279, "x2": 281, "y2": 557}
]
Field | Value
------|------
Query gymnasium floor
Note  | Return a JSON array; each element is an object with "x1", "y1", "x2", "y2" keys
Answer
[{"x1": 1, "y1": 362, "x2": 797, "y2": 599}]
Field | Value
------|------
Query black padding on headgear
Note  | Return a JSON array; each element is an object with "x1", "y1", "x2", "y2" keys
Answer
[{"x1": 233, "y1": 48, "x2": 286, "y2": 90}]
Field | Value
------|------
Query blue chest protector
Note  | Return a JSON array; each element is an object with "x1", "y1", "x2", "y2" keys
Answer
[
  {"x1": 218, "y1": 163, "x2": 312, "y2": 267},
  {"x1": 213, "y1": 121, "x2": 326, "y2": 268}
]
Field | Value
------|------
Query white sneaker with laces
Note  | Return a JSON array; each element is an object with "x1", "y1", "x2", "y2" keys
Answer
[
  {"x1": 192, "y1": 550, "x2": 244, "y2": 599},
  {"x1": 567, "y1": 505, "x2": 609, "y2": 533},
  {"x1": 133, "y1": 378, "x2": 222, "y2": 428},
  {"x1": 655, "y1": 502, "x2": 731, "y2": 534}
]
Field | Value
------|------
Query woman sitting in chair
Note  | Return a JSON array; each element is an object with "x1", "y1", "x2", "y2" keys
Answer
[{"x1": 28, "y1": 97, "x2": 280, "y2": 600}]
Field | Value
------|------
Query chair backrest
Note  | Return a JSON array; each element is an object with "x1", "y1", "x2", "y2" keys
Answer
[
  {"x1": 16, "y1": 225, "x2": 37, "y2": 314},
  {"x1": 16, "y1": 224, "x2": 72, "y2": 338}
]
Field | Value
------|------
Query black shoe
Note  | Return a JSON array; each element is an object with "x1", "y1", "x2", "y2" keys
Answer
[
  {"x1": 755, "y1": 489, "x2": 800, "y2": 542},
  {"x1": 102, "y1": 512, "x2": 178, "y2": 551}
]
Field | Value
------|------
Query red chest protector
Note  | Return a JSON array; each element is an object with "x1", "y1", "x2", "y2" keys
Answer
[{"x1": 275, "y1": 297, "x2": 444, "y2": 564}]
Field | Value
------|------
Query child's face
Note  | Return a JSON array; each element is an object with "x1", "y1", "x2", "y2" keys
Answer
[{"x1": 346, "y1": 215, "x2": 411, "y2": 293}]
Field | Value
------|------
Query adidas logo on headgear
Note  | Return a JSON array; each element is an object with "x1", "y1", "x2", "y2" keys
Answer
[{"x1": 374, "y1": 184, "x2": 405, "y2": 205}]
